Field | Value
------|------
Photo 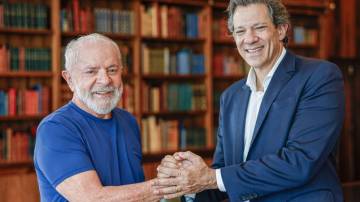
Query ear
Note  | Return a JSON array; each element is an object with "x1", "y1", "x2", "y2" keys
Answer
[
  {"x1": 62, "y1": 70, "x2": 75, "y2": 92},
  {"x1": 277, "y1": 23, "x2": 289, "y2": 41}
]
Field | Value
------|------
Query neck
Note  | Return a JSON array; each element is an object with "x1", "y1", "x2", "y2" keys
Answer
[
  {"x1": 72, "y1": 97, "x2": 112, "y2": 119},
  {"x1": 254, "y1": 46, "x2": 283, "y2": 91}
]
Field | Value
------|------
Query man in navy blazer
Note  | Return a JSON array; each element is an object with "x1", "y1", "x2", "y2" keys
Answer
[{"x1": 153, "y1": 0, "x2": 345, "y2": 201}]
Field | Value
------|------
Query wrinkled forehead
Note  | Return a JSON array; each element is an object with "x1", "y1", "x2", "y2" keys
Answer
[
  {"x1": 74, "y1": 41, "x2": 121, "y2": 65},
  {"x1": 233, "y1": 4, "x2": 272, "y2": 26}
]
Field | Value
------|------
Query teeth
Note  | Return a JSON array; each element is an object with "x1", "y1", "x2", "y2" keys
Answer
[
  {"x1": 95, "y1": 91, "x2": 111, "y2": 94},
  {"x1": 246, "y1": 47, "x2": 262, "y2": 53}
]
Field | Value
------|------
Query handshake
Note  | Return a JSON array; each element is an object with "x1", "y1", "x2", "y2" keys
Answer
[{"x1": 151, "y1": 151, "x2": 218, "y2": 199}]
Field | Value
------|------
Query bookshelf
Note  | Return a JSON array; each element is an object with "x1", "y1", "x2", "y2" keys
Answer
[{"x1": 0, "y1": 0, "x2": 336, "y2": 200}]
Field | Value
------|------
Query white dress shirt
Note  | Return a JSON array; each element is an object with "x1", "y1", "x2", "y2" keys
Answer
[{"x1": 216, "y1": 47, "x2": 287, "y2": 192}]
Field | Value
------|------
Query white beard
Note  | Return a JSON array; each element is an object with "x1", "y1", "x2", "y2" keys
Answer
[{"x1": 74, "y1": 84, "x2": 123, "y2": 115}]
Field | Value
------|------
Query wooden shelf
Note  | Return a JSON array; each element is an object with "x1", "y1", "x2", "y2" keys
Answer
[
  {"x1": 141, "y1": 0, "x2": 207, "y2": 7},
  {"x1": 212, "y1": 0, "x2": 327, "y2": 11},
  {"x1": 0, "y1": 114, "x2": 46, "y2": 121},
  {"x1": 0, "y1": 160, "x2": 33, "y2": 169},
  {"x1": 0, "y1": 71, "x2": 53, "y2": 78},
  {"x1": 283, "y1": 0, "x2": 327, "y2": 9},
  {"x1": 213, "y1": 75, "x2": 244, "y2": 80},
  {"x1": 213, "y1": 38, "x2": 235, "y2": 46},
  {"x1": 143, "y1": 147, "x2": 214, "y2": 163},
  {"x1": 0, "y1": 28, "x2": 51, "y2": 35},
  {"x1": 288, "y1": 43, "x2": 318, "y2": 49},
  {"x1": 142, "y1": 110, "x2": 206, "y2": 117},
  {"x1": 212, "y1": 1, "x2": 227, "y2": 9},
  {"x1": 142, "y1": 74, "x2": 205, "y2": 80},
  {"x1": 62, "y1": 32, "x2": 135, "y2": 40},
  {"x1": 142, "y1": 36, "x2": 205, "y2": 43}
]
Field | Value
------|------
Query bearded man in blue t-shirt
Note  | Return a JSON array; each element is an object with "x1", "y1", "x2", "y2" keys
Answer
[{"x1": 34, "y1": 33, "x2": 162, "y2": 202}]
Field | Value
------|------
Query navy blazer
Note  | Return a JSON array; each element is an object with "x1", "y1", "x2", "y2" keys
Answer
[{"x1": 196, "y1": 51, "x2": 345, "y2": 202}]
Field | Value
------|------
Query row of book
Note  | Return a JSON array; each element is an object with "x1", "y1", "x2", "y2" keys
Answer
[
  {"x1": 212, "y1": 17, "x2": 230, "y2": 40},
  {"x1": 141, "y1": 4, "x2": 206, "y2": 38},
  {"x1": 142, "y1": 83, "x2": 206, "y2": 112},
  {"x1": 213, "y1": 52, "x2": 250, "y2": 76},
  {"x1": 94, "y1": 8, "x2": 134, "y2": 34},
  {"x1": 142, "y1": 47, "x2": 205, "y2": 75},
  {"x1": 0, "y1": 45, "x2": 51, "y2": 72},
  {"x1": 61, "y1": 6, "x2": 135, "y2": 34},
  {"x1": 0, "y1": 128, "x2": 35, "y2": 162},
  {"x1": 291, "y1": 26, "x2": 318, "y2": 45},
  {"x1": 141, "y1": 116, "x2": 206, "y2": 153},
  {"x1": 60, "y1": 5, "x2": 91, "y2": 33},
  {"x1": 0, "y1": 2, "x2": 48, "y2": 29},
  {"x1": 0, "y1": 85, "x2": 50, "y2": 116}
]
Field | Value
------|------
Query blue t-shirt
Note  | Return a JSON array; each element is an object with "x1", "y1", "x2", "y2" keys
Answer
[{"x1": 34, "y1": 102, "x2": 144, "y2": 202}]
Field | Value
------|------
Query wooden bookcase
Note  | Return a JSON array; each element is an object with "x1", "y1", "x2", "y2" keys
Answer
[{"x1": 0, "y1": 0, "x2": 337, "y2": 200}]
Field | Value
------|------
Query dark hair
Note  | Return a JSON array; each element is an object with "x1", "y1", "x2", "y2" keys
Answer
[{"x1": 227, "y1": 0, "x2": 290, "y2": 44}]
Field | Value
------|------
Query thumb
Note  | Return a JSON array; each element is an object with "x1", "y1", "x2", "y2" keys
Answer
[{"x1": 178, "y1": 151, "x2": 201, "y2": 164}]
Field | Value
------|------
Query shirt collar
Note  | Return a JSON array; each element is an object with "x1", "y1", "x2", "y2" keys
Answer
[{"x1": 246, "y1": 47, "x2": 286, "y2": 92}]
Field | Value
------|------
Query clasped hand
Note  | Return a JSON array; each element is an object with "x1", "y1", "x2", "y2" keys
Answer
[{"x1": 152, "y1": 151, "x2": 217, "y2": 199}]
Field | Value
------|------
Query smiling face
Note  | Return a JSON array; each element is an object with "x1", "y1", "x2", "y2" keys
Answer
[
  {"x1": 63, "y1": 40, "x2": 123, "y2": 118},
  {"x1": 232, "y1": 3, "x2": 288, "y2": 71}
]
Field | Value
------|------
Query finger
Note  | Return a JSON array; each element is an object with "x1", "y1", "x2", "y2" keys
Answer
[
  {"x1": 152, "y1": 177, "x2": 180, "y2": 187},
  {"x1": 160, "y1": 160, "x2": 179, "y2": 169},
  {"x1": 162, "y1": 155, "x2": 178, "y2": 164},
  {"x1": 157, "y1": 172, "x2": 170, "y2": 178},
  {"x1": 173, "y1": 152, "x2": 187, "y2": 161},
  {"x1": 178, "y1": 151, "x2": 202, "y2": 164},
  {"x1": 164, "y1": 191, "x2": 186, "y2": 200},
  {"x1": 180, "y1": 159, "x2": 192, "y2": 167},
  {"x1": 157, "y1": 165, "x2": 181, "y2": 177},
  {"x1": 154, "y1": 185, "x2": 183, "y2": 195}
]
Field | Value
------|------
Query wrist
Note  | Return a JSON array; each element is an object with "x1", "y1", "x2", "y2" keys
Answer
[{"x1": 205, "y1": 168, "x2": 218, "y2": 190}]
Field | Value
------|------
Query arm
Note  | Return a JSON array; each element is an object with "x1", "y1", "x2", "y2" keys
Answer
[{"x1": 56, "y1": 170, "x2": 160, "y2": 202}]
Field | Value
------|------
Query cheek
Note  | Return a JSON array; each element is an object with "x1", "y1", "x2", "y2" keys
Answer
[{"x1": 112, "y1": 76, "x2": 123, "y2": 87}]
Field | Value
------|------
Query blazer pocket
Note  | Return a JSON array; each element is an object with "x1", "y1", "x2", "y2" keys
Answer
[{"x1": 287, "y1": 189, "x2": 334, "y2": 202}]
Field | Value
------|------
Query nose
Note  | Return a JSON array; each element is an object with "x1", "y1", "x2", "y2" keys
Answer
[
  {"x1": 97, "y1": 69, "x2": 111, "y2": 85},
  {"x1": 243, "y1": 29, "x2": 259, "y2": 44}
]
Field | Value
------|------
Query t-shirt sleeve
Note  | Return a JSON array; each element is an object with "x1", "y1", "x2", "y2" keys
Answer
[{"x1": 35, "y1": 120, "x2": 94, "y2": 187}]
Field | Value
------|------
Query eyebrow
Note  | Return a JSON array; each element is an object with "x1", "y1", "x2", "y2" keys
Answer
[{"x1": 234, "y1": 22, "x2": 268, "y2": 30}]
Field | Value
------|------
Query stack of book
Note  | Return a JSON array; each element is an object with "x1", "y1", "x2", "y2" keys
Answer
[
  {"x1": 0, "y1": 84, "x2": 50, "y2": 116},
  {"x1": 141, "y1": 116, "x2": 206, "y2": 153},
  {"x1": 0, "y1": 45, "x2": 51, "y2": 72},
  {"x1": 142, "y1": 46, "x2": 205, "y2": 75},
  {"x1": 0, "y1": 2, "x2": 48, "y2": 29},
  {"x1": 142, "y1": 83, "x2": 206, "y2": 112}
]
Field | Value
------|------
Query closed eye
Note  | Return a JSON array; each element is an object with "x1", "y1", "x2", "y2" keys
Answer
[{"x1": 255, "y1": 26, "x2": 267, "y2": 31}]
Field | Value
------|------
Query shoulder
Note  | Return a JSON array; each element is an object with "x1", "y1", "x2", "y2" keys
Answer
[
  {"x1": 112, "y1": 108, "x2": 137, "y2": 124},
  {"x1": 294, "y1": 55, "x2": 342, "y2": 77},
  {"x1": 36, "y1": 103, "x2": 84, "y2": 141},
  {"x1": 220, "y1": 78, "x2": 247, "y2": 101},
  {"x1": 38, "y1": 103, "x2": 75, "y2": 129}
]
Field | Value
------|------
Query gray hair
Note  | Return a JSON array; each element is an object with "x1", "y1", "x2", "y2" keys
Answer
[
  {"x1": 227, "y1": 0, "x2": 290, "y2": 43},
  {"x1": 64, "y1": 33, "x2": 121, "y2": 71}
]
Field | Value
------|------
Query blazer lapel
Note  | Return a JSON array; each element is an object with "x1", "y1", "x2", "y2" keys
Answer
[
  {"x1": 249, "y1": 51, "x2": 296, "y2": 149},
  {"x1": 233, "y1": 84, "x2": 251, "y2": 164}
]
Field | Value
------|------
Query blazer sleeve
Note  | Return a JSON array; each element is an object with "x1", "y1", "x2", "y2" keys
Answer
[{"x1": 220, "y1": 62, "x2": 345, "y2": 199}]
